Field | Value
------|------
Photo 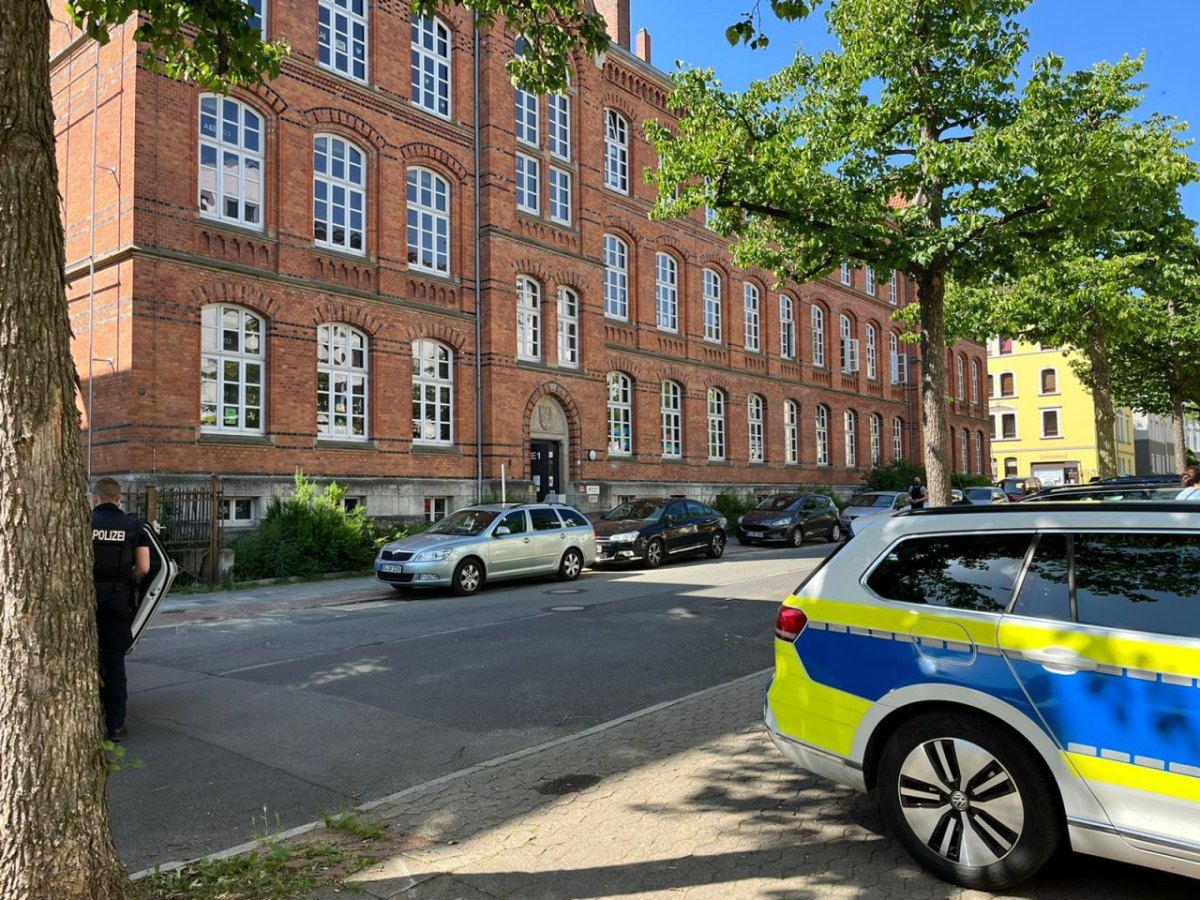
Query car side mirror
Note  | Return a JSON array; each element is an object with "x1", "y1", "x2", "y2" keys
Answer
[{"x1": 495, "y1": 525, "x2": 511, "y2": 536}]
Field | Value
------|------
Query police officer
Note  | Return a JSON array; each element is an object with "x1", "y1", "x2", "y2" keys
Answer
[{"x1": 92, "y1": 477, "x2": 149, "y2": 742}]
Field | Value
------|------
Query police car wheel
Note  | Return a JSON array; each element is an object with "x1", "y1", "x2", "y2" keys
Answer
[
  {"x1": 877, "y1": 712, "x2": 1061, "y2": 891},
  {"x1": 452, "y1": 559, "x2": 484, "y2": 596},
  {"x1": 558, "y1": 549, "x2": 583, "y2": 581}
]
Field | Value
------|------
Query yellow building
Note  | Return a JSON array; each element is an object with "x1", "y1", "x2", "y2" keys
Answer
[{"x1": 986, "y1": 338, "x2": 1135, "y2": 485}]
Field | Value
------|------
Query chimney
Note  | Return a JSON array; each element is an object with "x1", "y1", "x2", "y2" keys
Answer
[
  {"x1": 594, "y1": 0, "x2": 630, "y2": 51},
  {"x1": 636, "y1": 28, "x2": 651, "y2": 64}
]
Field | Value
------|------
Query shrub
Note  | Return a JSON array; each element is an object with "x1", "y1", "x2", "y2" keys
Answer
[
  {"x1": 709, "y1": 490, "x2": 758, "y2": 522},
  {"x1": 861, "y1": 461, "x2": 925, "y2": 492}
]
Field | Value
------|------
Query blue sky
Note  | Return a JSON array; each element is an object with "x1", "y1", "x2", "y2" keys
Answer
[{"x1": 631, "y1": 0, "x2": 1200, "y2": 222}]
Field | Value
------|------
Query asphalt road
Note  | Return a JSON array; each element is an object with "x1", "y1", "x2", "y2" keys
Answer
[{"x1": 112, "y1": 539, "x2": 830, "y2": 871}]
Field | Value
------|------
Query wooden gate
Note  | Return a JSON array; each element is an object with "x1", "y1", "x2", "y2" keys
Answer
[{"x1": 132, "y1": 477, "x2": 223, "y2": 584}]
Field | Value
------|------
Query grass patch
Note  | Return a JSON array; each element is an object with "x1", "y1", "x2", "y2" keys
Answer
[{"x1": 322, "y1": 809, "x2": 386, "y2": 842}]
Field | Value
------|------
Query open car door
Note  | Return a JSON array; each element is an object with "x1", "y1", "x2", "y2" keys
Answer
[{"x1": 128, "y1": 523, "x2": 179, "y2": 653}]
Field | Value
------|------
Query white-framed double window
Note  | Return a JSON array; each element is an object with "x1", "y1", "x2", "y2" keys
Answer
[
  {"x1": 743, "y1": 283, "x2": 760, "y2": 352},
  {"x1": 549, "y1": 168, "x2": 571, "y2": 224},
  {"x1": 811, "y1": 306, "x2": 826, "y2": 368},
  {"x1": 548, "y1": 92, "x2": 571, "y2": 159},
  {"x1": 515, "y1": 84, "x2": 539, "y2": 146},
  {"x1": 198, "y1": 95, "x2": 263, "y2": 228},
  {"x1": 870, "y1": 413, "x2": 882, "y2": 465},
  {"x1": 840, "y1": 262, "x2": 851, "y2": 285},
  {"x1": 865, "y1": 324, "x2": 877, "y2": 379},
  {"x1": 784, "y1": 400, "x2": 799, "y2": 465},
  {"x1": 865, "y1": 266, "x2": 875, "y2": 295},
  {"x1": 976, "y1": 431, "x2": 985, "y2": 473},
  {"x1": 840, "y1": 315, "x2": 859, "y2": 373},
  {"x1": 411, "y1": 14, "x2": 450, "y2": 117},
  {"x1": 707, "y1": 388, "x2": 726, "y2": 461},
  {"x1": 703, "y1": 269, "x2": 722, "y2": 343},
  {"x1": 748, "y1": 394, "x2": 765, "y2": 463},
  {"x1": 844, "y1": 409, "x2": 858, "y2": 467},
  {"x1": 607, "y1": 372, "x2": 633, "y2": 455},
  {"x1": 961, "y1": 428, "x2": 970, "y2": 471},
  {"x1": 815, "y1": 405, "x2": 829, "y2": 466},
  {"x1": 780, "y1": 295, "x2": 795, "y2": 359},
  {"x1": 603, "y1": 234, "x2": 629, "y2": 320},
  {"x1": 319, "y1": 0, "x2": 368, "y2": 82},
  {"x1": 971, "y1": 359, "x2": 980, "y2": 403},
  {"x1": 516, "y1": 276, "x2": 541, "y2": 361},
  {"x1": 221, "y1": 497, "x2": 257, "y2": 523},
  {"x1": 889, "y1": 270, "x2": 898, "y2": 304},
  {"x1": 656, "y1": 252, "x2": 678, "y2": 332},
  {"x1": 516, "y1": 153, "x2": 540, "y2": 214},
  {"x1": 557, "y1": 287, "x2": 579, "y2": 368},
  {"x1": 313, "y1": 135, "x2": 366, "y2": 254},
  {"x1": 200, "y1": 304, "x2": 265, "y2": 433},
  {"x1": 247, "y1": 0, "x2": 265, "y2": 33},
  {"x1": 317, "y1": 323, "x2": 368, "y2": 439},
  {"x1": 604, "y1": 110, "x2": 629, "y2": 193},
  {"x1": 661, "y1": 381, "x2": 682, "y2": 459},
  {"x1": 406, "y1": 167, "x2": 450, "y2": 275},
  {"x1": 412, "y1": 339, "x2": 453, "y2": 444},
  {"x1": 892, "y1": 416, "x2": 904, "y2": 461},
  {"x1": 956, "y1": 355, "x2": 966, "y2": 399},
  {"x1": 889, "y1": 332, "x2": 903, "y2": 384}
]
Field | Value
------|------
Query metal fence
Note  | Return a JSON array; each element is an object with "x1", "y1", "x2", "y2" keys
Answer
[{"x1": 131, "y1": 477, "x2": 224, "y2": 584}]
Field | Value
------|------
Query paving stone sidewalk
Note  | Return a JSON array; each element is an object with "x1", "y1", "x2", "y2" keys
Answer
[{"x1": 293, "y1": 673, "x2": 1193, "y2": 900}]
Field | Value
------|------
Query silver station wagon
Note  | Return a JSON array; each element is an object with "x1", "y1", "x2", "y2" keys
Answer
[{"x1": 375, "y1": 502, "x2": 597, "y2": 596}]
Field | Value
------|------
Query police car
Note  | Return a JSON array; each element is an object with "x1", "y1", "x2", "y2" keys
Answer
[{"x1": 765, "y1": 503, "x2": 1200, "y2": 889}]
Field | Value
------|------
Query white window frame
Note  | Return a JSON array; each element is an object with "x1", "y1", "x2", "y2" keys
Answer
[
  {"x1": 956, "y1": 355, "x2": 965, "y2": 399},
  {"x1": 865, "y1": 324, "x2": 877, "y2": 379},
  {"x1": 844, "y1": 409, "x2": 858, "y2": 467},
  {"x1": 748, "y1": 394, "x2": 765, "y2": 463},
  {"x1": 516, "y1": 153, "x2": 540, "y2": 214},
  {"x1": 424, "y1": 496, "x2": 450, "y2": 522},
  {"x1": 317, "y1": 323, "x2": 368, "y2": 440},
  {"x1": 707, "y1": 388, "x2": 726, "y2": 461},
  {"x1": 406, "y1": 167, "x2": 450, "y2": 275},
  {"x1": 548, "y1": 167, "x2": 571, "y2": 224},
  {"x1": 889, "y1": 270, "x2": 898, "y2": 304},
  {"x1": 1039, "y1": 367, "x2": 1058, "y2": 395},
  {"x1": 198, "y1": 95, "x2": 263, "y2": 228},
  {"x1": 313, "y1": 134, "x2": 366, "y2": 254},
  {"x1": 816, "y1": 405, "x2": 830, "y2": 466},
  {"x1": 656, "y1": 252, "x2": 678, "y2": 332},
  {"x1": 515, "y1": 85, "x2": 539, "y2": 147},
  {"x1": 892, "y1": 416, "x2": 903, "y2": 461},
  {"x1": 411, "y1": 14, "x2": 450, "y2": 117},
  {"x1": 743, "y1": 283, "x2": 761, "y2": 352},
  {"x1": 971, "y1": 359, "x2": 980, "y2": 403},
  {"x1": 976, "y1": 432, "x2": 984, "y2": 474},
  {"x1": 200, "y1": 304, "x2": 265, "y2": 434},
  {"x1": 811, "y1": 306, "x2": 826, "y2": 368},
  {"x1": 993, "y1": 412, "x2": 1018, "y2": 441},
  {"x1": 1041, "y1": 407, "x2": 1062, "y2": 439},
  {"x1": 870, "y1": 413, "x2": 881, "y2": 465},
  {"x1": 557, "y1": 287, "x2": 579, "y2": 368},
  {"x1": 607, "y1": 372, "x2": 633, "y2": 456},
  {"x1": 661, "y1": 381, "x2": 682, "y2": 459},
  {"x1": 548, "y1": 92, "x2": 571, "y2": 160},
  {"x1": 961, "y1": 428, "x2": 970, "y2": 471},
  {"x1": 780, "y1": 295, "x2": 795, "y2": 360},
  {"x1": 840, "y1": 315, "x2": 859, "y2": 373},
  {"x1": 865, "y1": 266, "x2": 875, "y2": 294},
  {"x1": 516, "y1": 276, "x2": 541, "y2": 361},
  {"x1": 703, "y1": 269, "x2": 722, "y2": 343},
  {"x1": 604, "y1": 109, "x2": 629, "y2": 194},
  {"x1": 840, "y1": 262, "x2": 851, "y2": 285},
  {"x1": 784, "y1": 400, "x2": 799, "y2": 465},
  {"x1": 412, "y1": 339, "x2": 453, "y2": 445},
  {"x1": 319, "y1": 0, "x2": 368, "y2": 83},
  {"x1": 603, "y1": 234, "x2": 628, "y2": 320},
  {"x1": 999, "y1": 371, "x2": 1016, "y2": 397},
  {"x1": 247, "y1": 0, "x2": 265, "y2": 34},
  {"x1": 221, "y1": 497, "x2": 257, "y2": 523}
]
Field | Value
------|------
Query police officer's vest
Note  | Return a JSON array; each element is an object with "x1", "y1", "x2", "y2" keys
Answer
[{"x1": 93, "y1": 504, "x2": 140, "y2": 583}]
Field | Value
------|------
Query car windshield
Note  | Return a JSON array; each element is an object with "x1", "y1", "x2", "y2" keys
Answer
[
  {"x1": 603, "y1": 500, "x2": 666, "y2": 521},
  {"x1": 755, "y1": 495, "x2": 801, "y2": 512},
  {"x1": 853, "y1": 494, "x2": 895, "y2": 509},
  {"x1": 427, "y1": 509, "x2": 499, "y2": 536},
  {"x1": 966, "y1": 488, "x2": 993, "y2": 500}
]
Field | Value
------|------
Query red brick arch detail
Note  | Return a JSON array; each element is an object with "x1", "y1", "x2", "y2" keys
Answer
[
  {"x1": 600, "y1": 94, "x2": 636, "y2": 122},
  {"x1": 701, "y1": 375, "x2": 729, "y2": 393},
  {"x1": 605, "y1": 356, "x2": 647, "y2": 383},
  {"x1": 510, "y1": 259, "x2": 554, "y2": 285},
  {"x1": 248, "y1": 82, "x2": 288, "y2": 115},
  {"x1": 645, "y1": 237, "x2": 689, "y2": 264},
  {"x1": 659, "y1": 365, "x2": 690, "y2": 386},
  {"x1": 696, "y1": 253, "x2": 731, "y2": 279},
  {"x1": 191, "y1": 283, "x2": 280, "y2": 321},
  {"x1": 403, "y1": 321, "x2": 467, "y2": 354},
  {"x1": 303, "y1": 108, "x2": 387, "y2": 151},
  {"x1": 521, "y1": 383, "x2": 583, "y2": 483},
  {"x1": 311, "y1": 302, "x2": 384, "y2": 337},
  {"x1": 396, "y1": 144, "x2": 469, "y2": 183},
  {"x1": 600, "y1": 220, "x2": 639, "y2": 248}
]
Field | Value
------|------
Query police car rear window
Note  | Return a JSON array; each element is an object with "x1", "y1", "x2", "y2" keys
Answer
[{"x1": 866, "y1": 532, "x2": 1034, "y2": 612}]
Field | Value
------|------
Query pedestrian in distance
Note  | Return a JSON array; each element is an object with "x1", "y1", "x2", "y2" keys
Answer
[
  {"x1": 1178, "y1": 466, "x2": 1200, "y2": 500},
  {"x1": 909, "y1": 476, "x2": 927, "y2": 509},
  {"x1": 92, "y1": 477, "x2": 150, "y2": 742}
]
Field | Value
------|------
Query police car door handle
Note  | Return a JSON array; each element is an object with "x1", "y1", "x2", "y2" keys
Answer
[{"x1": 1022, "y1": 647, "x2": 1099, "y2": 675}]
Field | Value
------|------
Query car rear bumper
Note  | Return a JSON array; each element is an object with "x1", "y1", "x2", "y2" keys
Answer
[{"x1": 764, "y1": 696, "x2": 867, "y2": 792}]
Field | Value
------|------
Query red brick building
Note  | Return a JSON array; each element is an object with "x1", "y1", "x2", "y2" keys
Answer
[{"x1": 51, "y1": 0, "x2": 989, "y2": 525}]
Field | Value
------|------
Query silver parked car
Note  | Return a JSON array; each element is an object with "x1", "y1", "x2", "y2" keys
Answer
[
  {"x1": 375, "y1": 503, "x2": 597, "y2": 596},
  {"x1": 842, "y1": 490, "x2": 911, "y2": 523}
]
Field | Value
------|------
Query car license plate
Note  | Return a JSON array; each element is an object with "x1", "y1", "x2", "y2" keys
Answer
[{"x1": 381, "y1": 563, "x2": 404, "y2": 574}]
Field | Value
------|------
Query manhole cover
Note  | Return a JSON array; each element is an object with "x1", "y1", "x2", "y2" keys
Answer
[
  {"x1": 534, "y1": 774, "x2": 602, "y2": 796},
  {"x1": 546, "y1": 588, "x2": 584, "y2": 594},
  {"x1": 547, "y1": 605, "x2": 588, "y2": 612}
]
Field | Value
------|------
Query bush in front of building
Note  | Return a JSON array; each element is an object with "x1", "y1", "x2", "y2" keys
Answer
[
  {"x1": 862, "y1": 461, "x2": 992, "y2": 493},
  {"x1": 231, "y1": 472, "x2": 377, "y2": 580},
  {"x1": 710, "y1": 491, "x2": 759, "y2": 523}
]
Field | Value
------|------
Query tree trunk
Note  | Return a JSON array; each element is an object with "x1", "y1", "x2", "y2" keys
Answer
[
  {"x1": 916, "y1": 270, "x2": 952, "y2": 506},
  {"x1": 1085, "y1": 320, "x2": 1118, "y2": 479},
  {"x1": 0, "y1": 2, "x2": 130, "y2": 897},
  {"x1": 1170, "y1": 384, "x2": 1188, "y2": 474}
]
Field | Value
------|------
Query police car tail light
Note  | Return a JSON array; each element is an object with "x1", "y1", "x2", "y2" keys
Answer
[{"x1": 775, "y1": 606, "x2": 808, "y2": 642}]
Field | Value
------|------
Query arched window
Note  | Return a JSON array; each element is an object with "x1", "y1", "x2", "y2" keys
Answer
[
  {"x1": 607, "y1": 373, "x2": 633, "y2": 455},
  {"x1": 198, "y1": 95, "x2": 263, "y2": 227},
  {"x1": 604, "y1": 110, "x2": 629, "y2": 193},
  {"x1": 703, "y1": 269, "x2": 722, "y2": 343},
  {"x1": 411, "y1": 340, "x2": 453, "y2": 444},
  {"x1": 840, "y1": 315, "x2": 859, "y2": 373},
  {"x1": 784, "y1": 400, "x2": 799, "y2": 465},
  {"x1": 844, "y1": 409, "x2": 858, "y2": 467},
  {"x1": 742, "y1": 283, "x2": 761, "y2": 352},
  {"x1": 406, "y1": 167, "x2": 450, "y2": 274},
  {"x1": 971, "y1": 359, "x2": 980, "y2": 403},
  {"x1": 661, "y1": 381, "x2": 682, "y2": 459},
  {"x1": 865, "y1": 266, "x2": 876, "y2": 294},
  {"x1": 889, "y1": 332, "x2": 903, "y2": 384},
  {"x1": 557, "y1": 287, "x2": 579, "y2": 368},
  {"x1": 411, "y1": 13, "x2": 450, "y2": 116},
  {"x1": 961, "y1": 427, "x2": 970, "y2": 471},
  {"x1": 779, "y1": 295, "x2": 795, "y2": 359},
  {"x1": 201, "y1": 304, "x2": 265, "y2": 432},
  {"x1": 313, "y1": 135, "x2": 366, "y2": 253},
  {"x1": 516, "y1": 276, "x2": 541, "y2": 361},
  {"x1": 870, "y1": 413, "x2": 882, "y2": 465},
  {"x1": 656, "y1": 252, "x2": 678, "y2": 332},
  {"x1": 956, "y1": 355, "x2": 966, "y2": 399},
  {"x1": 815, "y1": 405, "x2": 830, "y2": 466},
  {"x1": 865, "y1": 324, "x2": 877, "y2": 379},
  {"x1": 1040, "y1": 368, "x2": 1058, "y2": 394},
  {"x1": 892, "y1": 416, "x2": 903, "y2": 461},
  {"x1": 707, "y1": 388, "x2": 727, "y2": 460},
  {"x1": 603, "y1": 234, "x2": 628, "y2": 319},
  {"x1": 976, "y1": 430, "x2": 985, "y2": 473},
  {"x1": 811, "y1": 305, "x2": 826, "y2": 368},
  {"x1": 317, "y1": 324, "x2": 368, "y2": 439},
  {"x1": 320, "y1": 0, "x2": 368, "y2": 82},
  {"x1": 748, "y1": 394, "x2": 765, "y2": 462}
]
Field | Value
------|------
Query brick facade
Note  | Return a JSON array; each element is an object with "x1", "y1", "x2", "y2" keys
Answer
[{"x1": 52, "y1": 2, "x2": 990, "y2": 522}]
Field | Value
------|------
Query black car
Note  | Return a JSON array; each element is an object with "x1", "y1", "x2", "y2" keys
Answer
[
  {"x1": 592, "y1": 497, "x2": 727, "y2": 568},
  {"x1": 736, "y1": 492, "x2": 843, "y2": 546}
]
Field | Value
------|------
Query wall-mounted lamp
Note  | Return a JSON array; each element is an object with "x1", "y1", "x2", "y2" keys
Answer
[{"x1": 587, "y1": 449, "x2": 599, "y2": 461}]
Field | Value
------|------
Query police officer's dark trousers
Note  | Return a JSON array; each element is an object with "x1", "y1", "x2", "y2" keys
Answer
[{"x1": 96, "y1": 580, "x2": 134, "y2": 733}]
